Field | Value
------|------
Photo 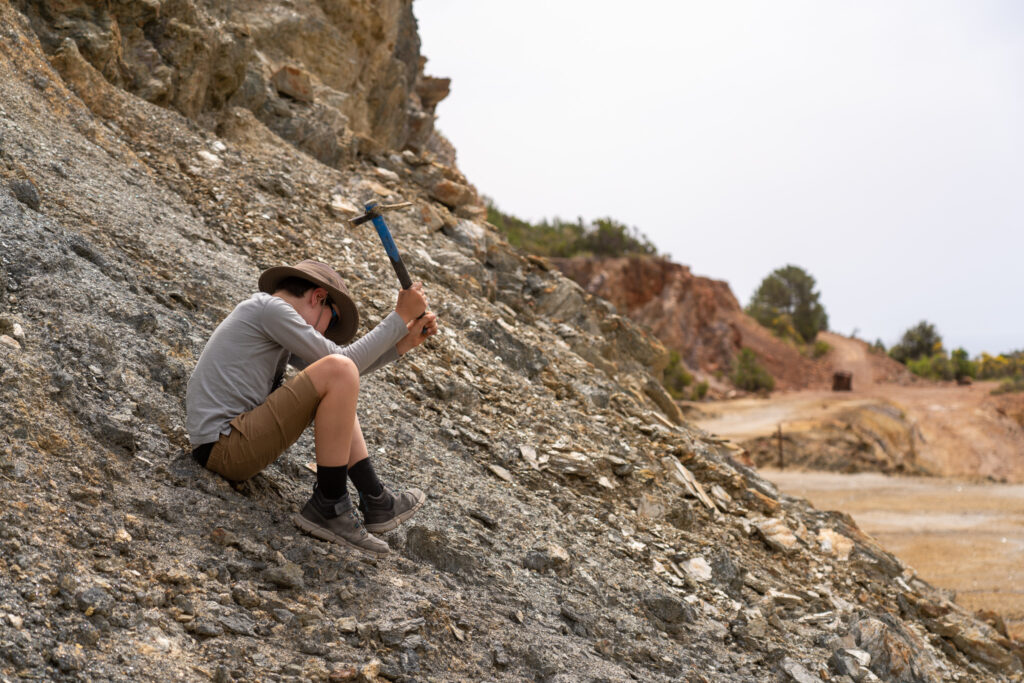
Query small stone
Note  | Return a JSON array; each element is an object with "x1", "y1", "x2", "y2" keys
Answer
[
  {"x1": 780, "y1": 657, "x2": 824, "y2": 683},
  {"x1": 192, "y1": 619, "x2": 224, "y2": 638},
  {"x1": 468, "y1": 509, "x2": 497, "y2": 529},
  {"x1": 210, "y1": 527, "x2": 237, "y2": 546},
  {"x1": 831, "y1": 648, "x2": 872, "y2": 679},
  {"x1": 264, "y1": 562, "x2": 304, "y2": 589},
  {"x1": 766, "y1": 590, "x2": 805, "y2": 608},
  {"x1": 75, "y1": 586, "x2": 112, "y2": 616},
  {"x1": 231, "y1": 586, "x2": 261, "y2": 608},
  {"x1": 51, "y1": 643, "x2": 85, "y2": 672},
  {"x1": 337, "y1": 616, "x2": 358, "y2": 633},
  {"x1": 8, "y1": 614, "x2": 23, "y2": 629},
  {"x1": 361, "y1": 180, "x2": 391, "y2": 196},
  {"x1": 271, "y1": 65, "x2": 314, "y2": 102},
  {"x1": 374, "y1": 166, "x2": 400, "y2": 182},
  {"x1": 219, "y1": 613, "x2": 256, "y2": 636},
  {"x1": 173, "y1": 595, "x2": 195, "y2": 615},
  {"x1": 523, "y1": 543, "x2": 570, "y2": 573},
  {"x1": 329, "y1": 195, "x2": 360, "y2": 217},
  {"x1": 487, "y1": 464, "x2": 513, "y2": 482},
  {"x1": 817, "y1": 528, "x2": 854, "y2": 561},
  {"x1": 519, "y1": 444, "x2": 540, "y2": 470},
  {"x1": 272, "y1": 608, "x2": 295, "y2": 624},
  {"x1": 710, "y1": 484, "x2": 732, "y2": 509},
  {"x1": 613, "y1": 462, "x2": 634, "y2": 477},
  {"x1": 75, "y1": 622, "x2": 101, "y2": 647},
  {"x1": 115, "y1": 528, "x2": 132, "y2": 544},
  {"x1": 11, "y1": 323, "x2": 24, "y2": 342},
  {"x1": 9, "y1": 179, "x2": 40, "y2": 210},
  {"x1": 359, "y1": 658, "x2": 381, "y2": 680},
  {"x1": 682, "y1": 556, "x2": 713, "y2": 582},
  {"x1": 430, "y1": 179, "x2": 474, "y2": 208},
  {"x1": 158, "y1": 568, "x2": 193, "y2": 585},
  {"x1": 329, "y1": 667, "x2": 358, "y2": 682},
  {"x1": 636, "y1": 496, "x2": 666, "y2": 519},
  {"x1": 197, "y1": 150, "x2": 221, "y2": 167},
  {"x1": 0, "y1": 335, "x2": 20, "y2": 350},
  {"x1": 643, "y1": 592, "x2": 695, "y2": 625},
  {"x1": 755, "y1": 517, "x2": 799, "y2": 553}
]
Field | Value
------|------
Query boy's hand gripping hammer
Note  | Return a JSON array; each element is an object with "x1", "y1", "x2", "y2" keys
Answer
[{"x1": 349, "y1": 201, "x2": 415, "y2": 289}]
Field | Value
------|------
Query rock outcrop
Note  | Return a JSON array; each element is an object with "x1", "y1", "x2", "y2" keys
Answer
[
  {"x1": 0, "y1": 2, "x2": 1021, "y2": 681},
  {"x1": 743, "y1": 401, "x2": 927, "y2": 475},
  {"x1": 554, "y1": 255, "x2": 832, "y2": 391}
]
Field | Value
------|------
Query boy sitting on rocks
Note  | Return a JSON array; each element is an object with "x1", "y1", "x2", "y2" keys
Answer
[{"x1": 185, "y1": 259, "x2": 437, "y2": 557}]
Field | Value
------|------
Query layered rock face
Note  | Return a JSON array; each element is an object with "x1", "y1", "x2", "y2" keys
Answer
[
  {"x1": 13, "y1": 0, "x2": 483, "y2": 215},
  {"x1": 0, "y1": 2, "x2": 1021, "y2": 682},
  {"x1": 554, "y1": 256, "x2": 830, "y2": 390}
]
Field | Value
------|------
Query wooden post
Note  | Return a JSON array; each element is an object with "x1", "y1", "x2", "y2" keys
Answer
[{"x1": 776, "y1": 424, "x2": 784, "y2": 470}]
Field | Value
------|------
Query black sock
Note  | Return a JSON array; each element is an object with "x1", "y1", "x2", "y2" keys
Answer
[
  {"x1": 348, "y1": 459, "x2": 384, "y2": 497},
  {"x1": 316, "y1": 465, "x2": 348, "y2": 500}
]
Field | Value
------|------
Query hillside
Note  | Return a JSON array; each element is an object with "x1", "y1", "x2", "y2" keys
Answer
[
  {"x1": 553, "y1": 256, "x2": 914, "y2": 393},
  {"x1": 0, "y1": 2, "x2": 1021, "y2": 682}
]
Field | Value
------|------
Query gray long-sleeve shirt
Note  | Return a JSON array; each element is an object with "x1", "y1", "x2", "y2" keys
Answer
[{"x1": 186, "y1": 292, "x2": 406, "y2": 445}]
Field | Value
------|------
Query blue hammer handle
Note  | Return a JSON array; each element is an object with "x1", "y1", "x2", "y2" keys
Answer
[{"x1": 366, "y1": 201, "x2": 413, "y2": 290}]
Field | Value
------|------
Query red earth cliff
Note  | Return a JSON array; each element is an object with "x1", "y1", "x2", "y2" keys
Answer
[{"x1": 553, "y1": 256, "x2": 833, "y2": 391}]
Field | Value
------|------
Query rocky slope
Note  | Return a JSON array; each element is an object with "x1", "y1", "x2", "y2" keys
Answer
[{"x1": 0, "y1": 2, "x2": 1021, "y2": 682}]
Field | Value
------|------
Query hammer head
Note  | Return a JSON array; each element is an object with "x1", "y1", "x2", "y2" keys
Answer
[
  {"x1": 348, "y1": 201, "x2": 412, "y2": 228},
  {"x1": 349, "y1": 202, "x2": 381, "y2": 227}
]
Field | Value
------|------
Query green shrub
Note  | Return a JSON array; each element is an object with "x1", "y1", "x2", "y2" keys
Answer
[
  {"x1": 486, "y1": 204, "x2": 583, "y2": 257},
  {"x1": 978, "y1": 351, "x2": 1024, "y2": 379},
  {"x1": 764, "y1": 313, "x2": 802, "y2": 344},
  {"x1": 869, "y1": 339, "x2": 886, "y2": 354},
  {"x1": 890, "y1": 321, "x2": 942, "y2": 364},
  {"x1": 485, "y1": 202, "x2": 657, "y2": 259},
  {"x1": 662, "y1": 350, "x2": 693, "y2": 399},
  {"x1": 992, "y1": 376, "x2": 1024, "y2": 395},
  {"x1": 951, "y1": 347, "x2": 977, "y2": 381},
  {"x1": 691, "y1": 380, "x2": 709, "y2": 401},
  {"x1": 907, "y1": 354, "x2": 955, "y2": 381},
  {"x1": 810, "y1": 340, "x2": 831, "y2": 358},
  {"x1": 573, "y1": 217, "x2": 657, "y2": 257},
  {"x1": 731, "y1": 348, "x2": 775, "y2": 392},
  {"x1": 745, "y1": 265, "x2": 829, "y2": 343}
]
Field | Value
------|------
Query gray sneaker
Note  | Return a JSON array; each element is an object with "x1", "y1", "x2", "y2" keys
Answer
[
  {"x1": 293, "y1": 491, "x2": 389, "y2": 557},
  {"x1": 360, "y1": 486, "x2": 426, "y2": 533}
]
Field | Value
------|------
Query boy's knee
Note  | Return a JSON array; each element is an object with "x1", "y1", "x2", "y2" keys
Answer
[{"x1": 309, "y1": 354, "x2": 359, "y2": 394}]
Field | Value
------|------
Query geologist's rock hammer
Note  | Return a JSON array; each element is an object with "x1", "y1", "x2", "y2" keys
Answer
[{"x1": 349, "y1": 201, "x2": 415, "y2": 289}]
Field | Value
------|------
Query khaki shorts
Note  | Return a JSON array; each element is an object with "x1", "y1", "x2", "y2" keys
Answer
[{"x1": 206, "y1": 370, "x2": 320, "y2": 482}]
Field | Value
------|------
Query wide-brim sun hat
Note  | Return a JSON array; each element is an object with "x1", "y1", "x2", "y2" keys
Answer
[{"x1": 258, "y1": 259, "x2": 359, "y2": 344}]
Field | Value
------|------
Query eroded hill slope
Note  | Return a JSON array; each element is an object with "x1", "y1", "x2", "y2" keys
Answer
[{"x1": 553, "y1": 256, "x2": 914, "y2": 393}]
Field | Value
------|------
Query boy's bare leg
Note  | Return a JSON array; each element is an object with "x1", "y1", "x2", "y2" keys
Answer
[
  {"x1": 303, "y1": 355, "x2": 359, "y2": 467},
  {"x1": 293, "y1": 356, "x2": 389, "y2": 556}
]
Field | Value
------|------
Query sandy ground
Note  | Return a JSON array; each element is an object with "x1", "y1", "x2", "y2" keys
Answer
[
  {"x1": 765, "y1": 470, "x2": 1024, "y2": 640},
  {"x1": 687, "y1": 334, "x2": 1024, "y2": 639}
]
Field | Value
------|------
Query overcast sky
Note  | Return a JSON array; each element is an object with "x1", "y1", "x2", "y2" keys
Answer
[{"x1": 415, "y1": 1, "x2": 1024, "y2": 356}]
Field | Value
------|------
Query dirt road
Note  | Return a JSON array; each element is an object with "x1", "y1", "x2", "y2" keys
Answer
[
  {"x1": 692, "y1": 333, "x2": 1024, "y2": 481},
  {"x1": 767, "y1": 470, "x2": 1024, "y2": 640}
]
